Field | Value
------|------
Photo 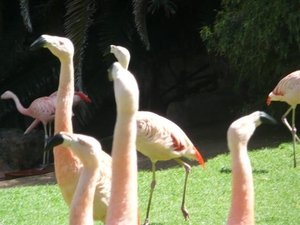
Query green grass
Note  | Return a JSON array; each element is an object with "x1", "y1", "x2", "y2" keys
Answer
[{"x1": 1, "y1": 142, "x2": 300, "y2": 224}]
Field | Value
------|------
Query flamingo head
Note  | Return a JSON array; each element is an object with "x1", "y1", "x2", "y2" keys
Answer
[
  {"x1": 1, "y1": 91, "x2": 14, "y2": 100},
  {"x1": 104, "y1": 45, "x2": 130, "y2": 70},
  {"x1": 227, "y1": 111, "x2": 276, "y2": 151},
  {"x1": 30, "y1": 35, "x2": 74, "y2": 61},
  {"x1": 45, "y1": 131, "x2": 102, "y2": 168}
]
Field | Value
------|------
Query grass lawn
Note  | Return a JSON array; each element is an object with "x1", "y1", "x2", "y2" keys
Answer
[{"x1": 0, "y1": 142, "x2": 299, "y2": 224}]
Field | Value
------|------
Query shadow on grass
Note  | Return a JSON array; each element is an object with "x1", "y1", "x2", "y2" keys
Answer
[{"x1": 219, "y1": 167, "x2": 269, "y2": 174}]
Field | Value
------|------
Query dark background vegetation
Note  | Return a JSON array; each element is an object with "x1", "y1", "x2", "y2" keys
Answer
[{"x1": 0, "y1": 0, "x2": 299, "y2": 146}]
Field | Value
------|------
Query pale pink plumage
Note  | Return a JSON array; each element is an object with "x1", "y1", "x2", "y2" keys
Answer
[
  {"x1": 267, "y1": 70, "x2": 300, "y2": 167},
  {"x1": 136, "y1": 111, "x2": 205, "y2": 225}
]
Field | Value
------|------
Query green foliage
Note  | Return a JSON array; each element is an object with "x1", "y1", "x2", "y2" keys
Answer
[
  {"x1": 1, "y1": 143, "x2": 299, "y2": 224},
  {"x1": 200, "y1": 0, "x2": 300, "y2": 94}
]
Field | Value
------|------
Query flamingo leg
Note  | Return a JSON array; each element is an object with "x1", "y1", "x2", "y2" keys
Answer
[
  {"x1": 46, "y1": 122, "x2": 53, "y2": 164},
  {"x1": 143, "y1": 161, "x2": 157, "y2": 225},
  {"x1": 42, "y1": 124, "x2": 48, "y2": 165},
  {"x1": 282, "y1": 106, "x2": 299, "y2": 168},
  {"x1": 282, "y1": 107, "x2": 300, "y2": 143},
  {"x1": 174, "y1": 158, "x2": 191, "y2": 220}
]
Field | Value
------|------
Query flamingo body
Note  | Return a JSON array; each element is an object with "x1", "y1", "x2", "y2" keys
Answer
[
  {"x1": 1, "y1": 91, "x2": 56, "y2": 125},
  {"x1": 136, "y1": 111, "x2": 204, "y2": 164}
]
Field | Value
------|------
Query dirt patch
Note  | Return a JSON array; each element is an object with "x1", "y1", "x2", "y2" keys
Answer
[{"x1": 0, "y1": 121, "x2": 292, "y2": 189}]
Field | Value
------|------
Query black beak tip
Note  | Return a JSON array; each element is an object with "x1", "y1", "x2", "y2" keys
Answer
[
  {"x1": 30, "y1": 36, "x2": 47, "y2": 51},
  {"x1": 44, "y1": 133, "x2": 64, "y2": 151},
  {"x1": 259, "y1": 111, "x2": 277, "y2": 124},
  {"x1": 103, "y1": 45, "x2": 112, "y2": 56}
]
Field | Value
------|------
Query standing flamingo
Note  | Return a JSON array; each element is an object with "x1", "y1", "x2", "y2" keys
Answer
[
  {"x1": 137, "y1": 111, "x2": 205, "y2": 224},
  {"x1": 106, "y1": 45, "x2": 205, "y2": 224},
  {"x1": 45, "y1": 132, "x2": 110, "y2": 224},
  {"x1": 30, "y1": 34, "x2": 112, "y2": 222},
  {"x1": 1, "y1": 90, "x2": 55, "y2": 165},
  {"x1": 24, "y1": 90, "x2": 92, "y2": 135},
  {"x1": 106, "y1": 62, "x2": 140, "y2": 224},
  {"x1": 267, "y1": 70, "x2": 300, "y2": 167},
  {"x1": 1, "y1": 90, "x2": 91, "y2": 165},
  {"x1": 227, "y1": 111, "x2": 276, "y2": 225}
]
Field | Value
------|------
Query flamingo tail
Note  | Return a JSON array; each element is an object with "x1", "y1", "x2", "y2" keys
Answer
[
  {"x1": 194, "y1": 146, "x2": 205, "y2": 169},
  {"x1": 75, "y1": 91, "x2": 92, "y2": 103}
]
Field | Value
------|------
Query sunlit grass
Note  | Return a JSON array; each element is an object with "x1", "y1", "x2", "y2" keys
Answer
[{"x1": 0, "y1": 142, "x2": 299, "y2": 224}]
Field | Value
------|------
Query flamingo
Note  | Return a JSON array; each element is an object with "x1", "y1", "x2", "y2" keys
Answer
[
  {"x1": 227, "y1": 111, "x2": 276, "y2": 225},
  {"x1": 30, "y1": 34, "x2": 112, "y2": 222},
  {"x1": 24, "y1": 90, "x2": 92, "y2": 135},
  {"x1": 105, "y1": 45, "x2": 206, "y2": 224},
  {"x1": 1, "y1": 90, "x2": 91, "y2": 165},
  {"x1": 45, "y1": 132, "x2": 110, "y2": 224},
  {"x1": 267, "y1": 70, "x2": 300, "y2": 167},
  {"x1": 136, "y1": 111, "x2": 205, "y2": 224},
  {"x1": 106, "y1": 62, "x2": 140, "y2": 224}
]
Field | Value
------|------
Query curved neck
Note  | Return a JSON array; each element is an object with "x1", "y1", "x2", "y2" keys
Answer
[
  {"x1": 54, "y1": 58, "x2": 74, "y2": 133},
  {"x1": 9, "y1": 93, "x2": 30, "y2": 117},
  {"x1": 53, "y1": 56, "x2": 80, "y2": 201},
  {"x1": 227, "y1": 146, "x2": 254, "y2": 225},
  {"x1": 107, "y1": 113, "x2": 138, "y2": 224},
  {"x1": 70, "y1": 168, "x2": 98, "y2": 225}
]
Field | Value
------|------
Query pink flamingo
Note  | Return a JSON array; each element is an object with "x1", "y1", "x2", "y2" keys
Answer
[
  {"x1": 30, "y1": 34, "x2": 112, "y2": 222},
  {"x1": 267, "y1": 70, "x2": 300, "y2": 167},
  {"x1": 1, "y1": 90, "x2": 91, "y2": 165},
  {"x1": 24, "y1": 90, "x2": 92, "y2": 135},
  {"x1": 106, "y1": 62, "x2": 140, "y2": 224},
  {"x1": 227, "y1": 111, "x2": 276, "y2": 225},
  {"x1": 106, "y1": 44, "x2": 205, "y2": 224}
]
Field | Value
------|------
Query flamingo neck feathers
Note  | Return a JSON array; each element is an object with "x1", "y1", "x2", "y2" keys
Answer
[
  {"x1": 228, "y1": 145, "x2": 254, "y2": 225},
  {"x1": 106, "y1": 62, "x2": 139, "y2": 224},
  {"x1": 70, "y1": 168, "x2": 99, "y2": 224},
  {"x1": 8, "y1": 92, "x2": 32, "y2": 117},
  {"x1": 54, "y1": 52, "x2": 81, "y2": 202},
  {"x1": 227, "y1": 126, "x2": 254, "y2": 225}
]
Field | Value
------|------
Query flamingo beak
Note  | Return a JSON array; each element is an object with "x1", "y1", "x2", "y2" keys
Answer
[
  {"x1": 30, "y1": 36, "x2": 47, "y2": 51},
  {"x1": 44, "y1": 133, "x2": 64, "y2": 151},
  {"x1": 103, "y1": 45, "x2": 113, "y2": 56},
  {"x1": 259, "y1": 111, "x2": 277, "y2": 124}
]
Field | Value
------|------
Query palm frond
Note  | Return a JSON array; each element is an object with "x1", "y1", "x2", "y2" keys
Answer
[
  {"x1": 148, "y1": 0, "x2": 177, "y2": 17},
  {"x1": 98, "y1": 1, "x2": 137, "y2": 52},
  {"x1": 64, "y1": 0, "x2": 95, "y2": 91},
  {"x1": 132, "y1": 0, "x2": 150, "y2": 50},
  {"x1": 18, "y1": 0, "x2": 32, "y2": 32}
]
